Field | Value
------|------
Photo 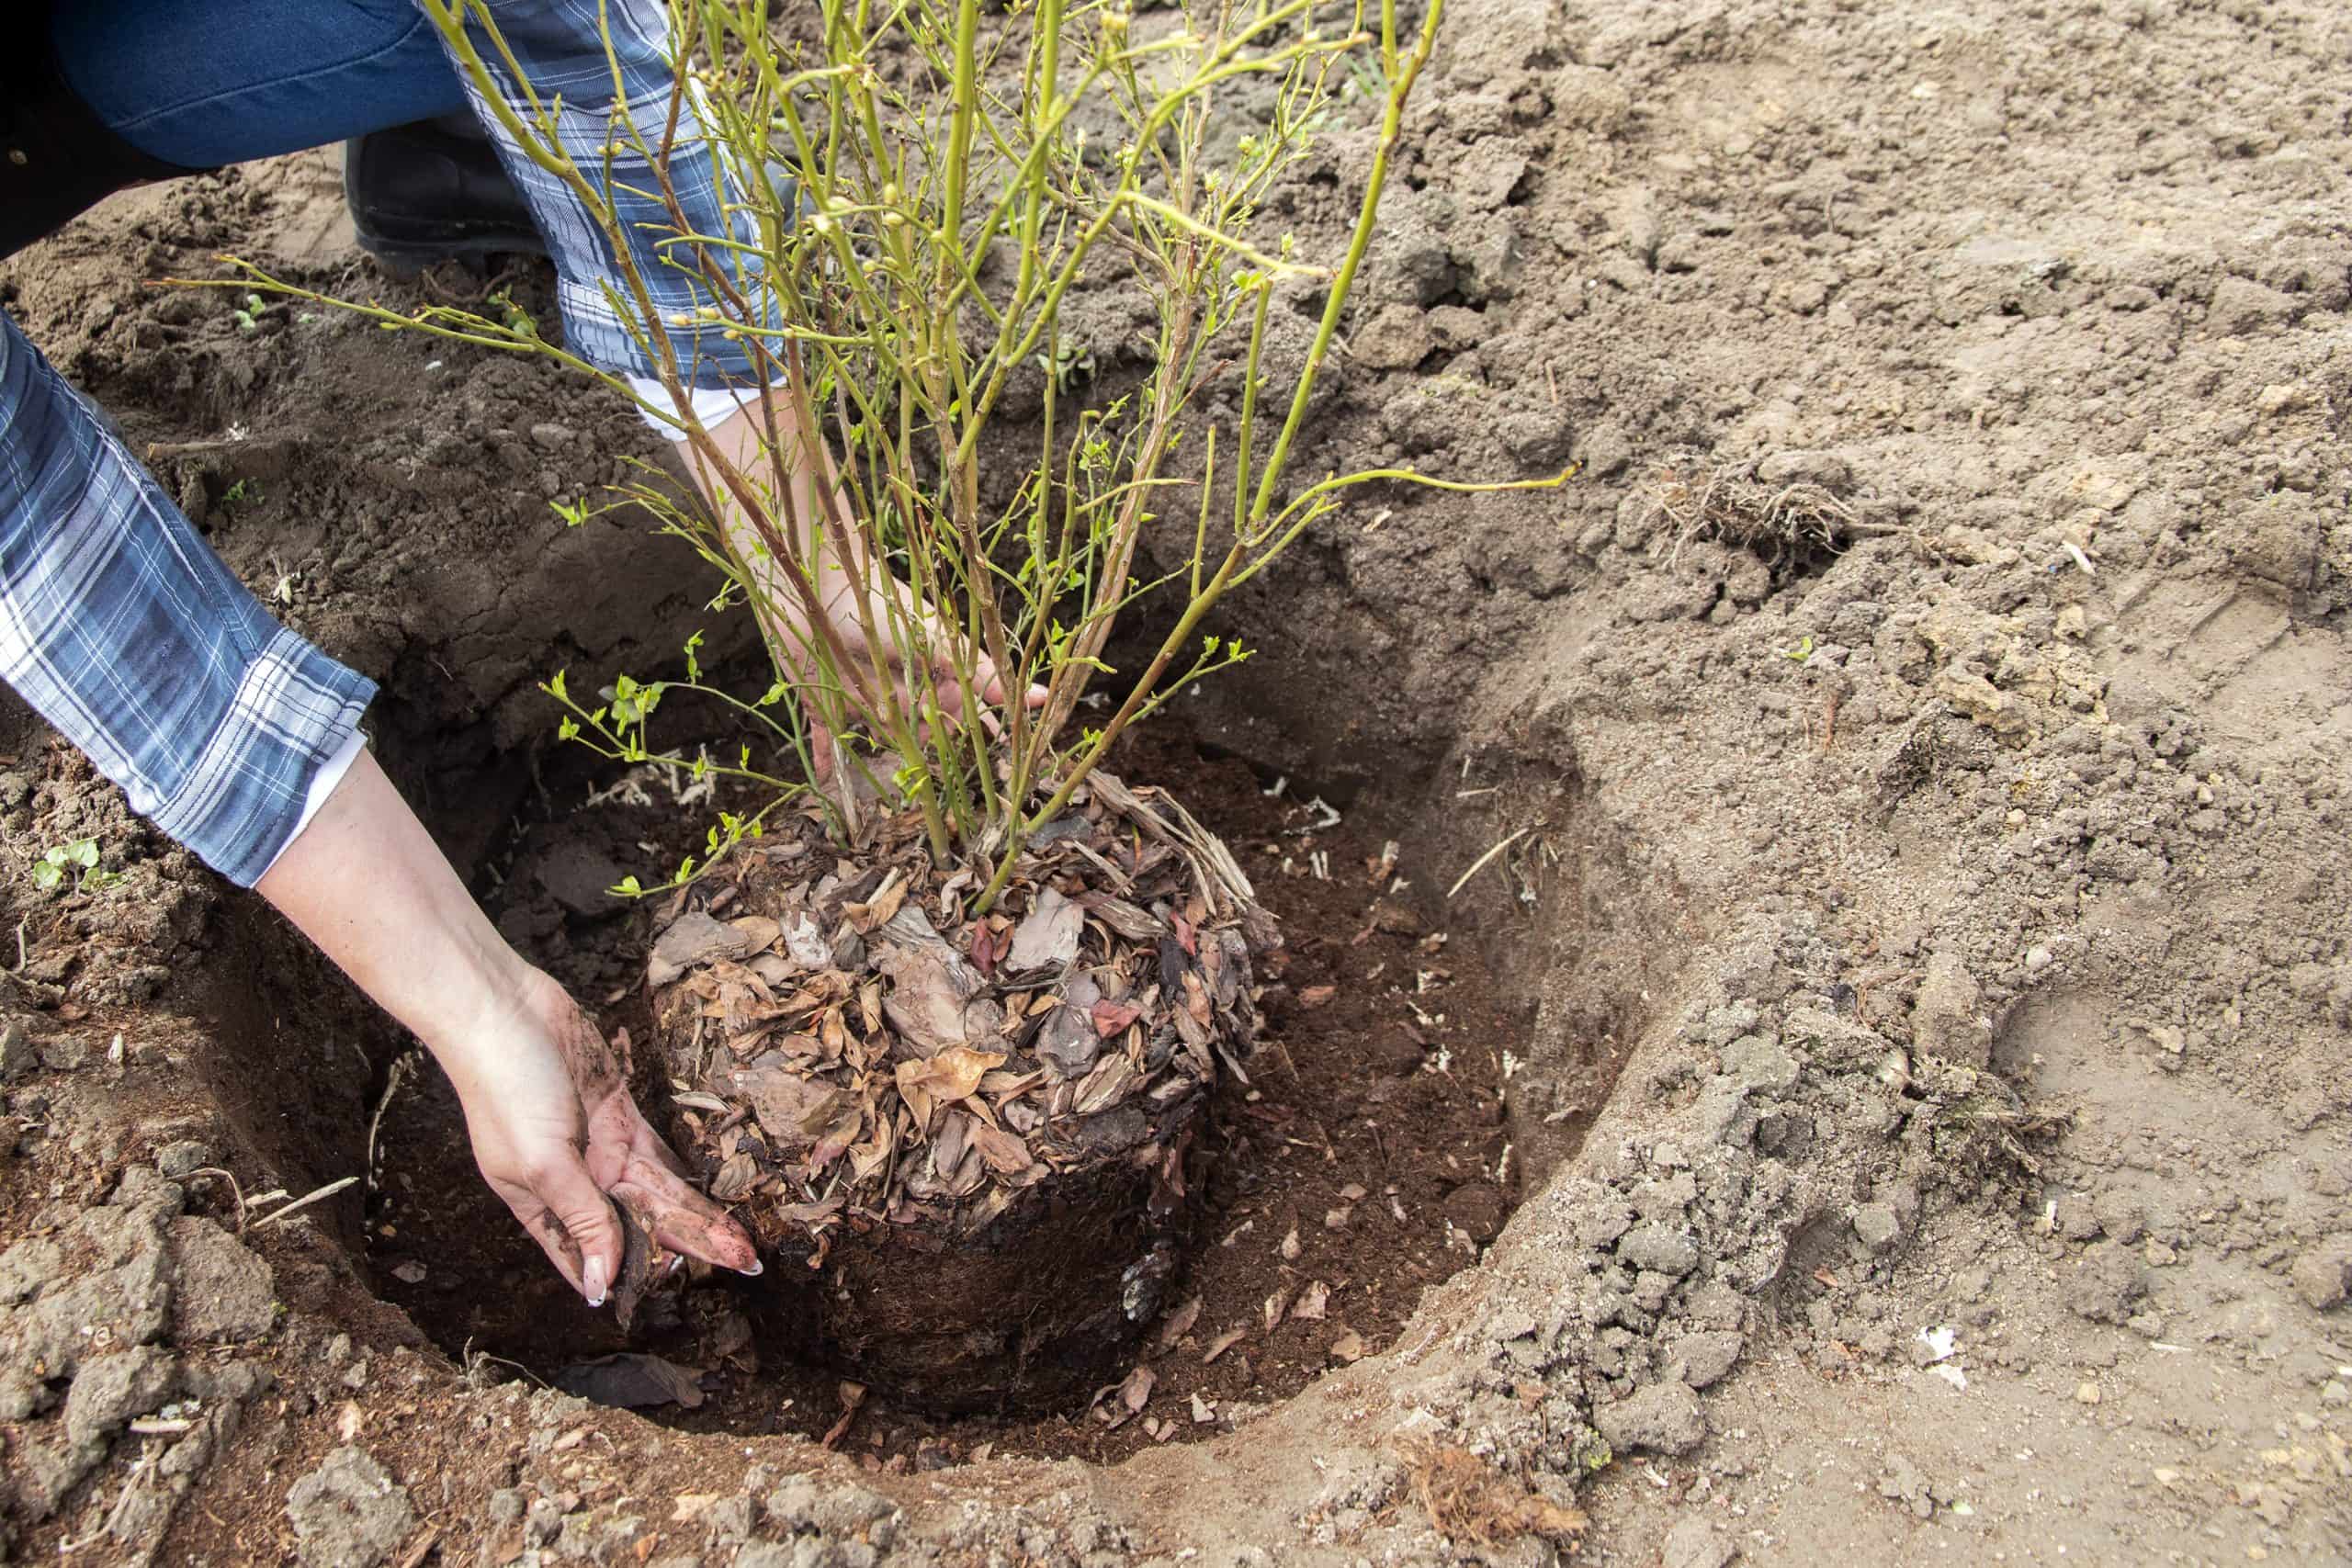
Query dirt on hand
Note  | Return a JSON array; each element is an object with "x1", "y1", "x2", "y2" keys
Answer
[{"x1": 0, "y1": 0, "x2": 2347, "y2": 1559}]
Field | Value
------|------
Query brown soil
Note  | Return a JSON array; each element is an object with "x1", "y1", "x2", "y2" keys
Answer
[
  {"x1": 1, "y1": 0, "x2": 2350, "y2": 1559},
  {"x1": 364, "y1": 726, "x2": 1522, "y2": 1467}
]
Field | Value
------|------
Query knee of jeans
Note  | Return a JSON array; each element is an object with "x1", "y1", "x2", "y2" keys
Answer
[{"x1": 51, "y1": 0, "x2": 469, "y2": 167}]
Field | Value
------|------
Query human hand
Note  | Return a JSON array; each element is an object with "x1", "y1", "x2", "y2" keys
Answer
[
  {"x1": 682, "y1": 388, "x2": 1046, "y2": 784},
  {"x1": 455, "y1": 969, "x2": 763, "y2": 1304},
  {"x1": 257, "y1": 750, "x2": 765, "y2": 1305}
]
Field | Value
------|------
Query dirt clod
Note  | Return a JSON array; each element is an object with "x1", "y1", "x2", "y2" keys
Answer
[
  {"x1": 284, "y1": 1446, "x2": 416, "y2": 1568},
  {"x1": 2291, "y1": 1238, "x2": 2352, "y2": 1312},
  {"x1": 164, "y1": 1217, "x2": 275, "y2": 1342},
  {"x1": 1593, "y1": 1379, "x2": 1705, "y2": 1457}
]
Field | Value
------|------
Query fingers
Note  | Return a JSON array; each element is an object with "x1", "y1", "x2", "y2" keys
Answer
[
  {"x1": 616, "y1": 1157, "x2": 763, "y2": 1277},
  {"x1": 977, "y1": 671, "x2": 1050, "y2": 711},
  {"x1": 524, "y1": 1152, "x2": 627, "y2": 1307}
]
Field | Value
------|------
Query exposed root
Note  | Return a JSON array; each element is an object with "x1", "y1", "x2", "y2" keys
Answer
[
  {"x1": 1645, "y1": 459, "x2": 1903, "y2": 569},
  {"x1": 1399, "y1": 1441, "x2": 1589, "y2": 1549}
]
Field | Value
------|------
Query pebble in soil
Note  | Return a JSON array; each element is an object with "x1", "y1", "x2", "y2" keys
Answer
[{"x1": 367, "y1": 730, "x2": 1523, "y2": 1464}]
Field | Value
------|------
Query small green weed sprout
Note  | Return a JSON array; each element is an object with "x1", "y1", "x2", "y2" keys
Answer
[
  {"x1": 230, "y1": 293, "x2": 273, "y2": 332},
  {"x1": 32, "y1": 838, "x2": 119, "y2": 896},
  {"x1": 198, "y1": 0, "x2": 1564, "y2": 907}
]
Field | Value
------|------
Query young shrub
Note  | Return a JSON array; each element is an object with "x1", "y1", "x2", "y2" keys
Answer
[{"x1": 205, "y1": 0, "x2": 1562, "y2": 1404}]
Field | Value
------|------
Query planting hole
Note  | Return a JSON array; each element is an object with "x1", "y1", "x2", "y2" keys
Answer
[{"x1": 229, "y1": 718, "x2": 1565, "y2": 1464}]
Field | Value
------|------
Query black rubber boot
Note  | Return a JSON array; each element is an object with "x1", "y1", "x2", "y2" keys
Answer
[{"x1": 344, "y1": 114, "x2": 548, "y2": 276}]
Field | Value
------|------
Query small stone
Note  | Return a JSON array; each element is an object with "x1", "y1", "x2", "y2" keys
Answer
[
  {"x1": 1593, "y1": 1379, "x2": 1705, "y2": 1456},
  {"x1": 2075, "y1": 1381, "x2": 2101, "y2": 1404},
  {"x1": 1721, "y1": 1034, "x2": 1799, "y2": 1094},
  {"x1": 2256, "y1": 380, "x2": 2315, "y2": 415},
  {"x1": 1911, "y1": 951, "x2": 1986, "y2": 1067},
  {"x1": 286, "y1": 1447, "x2": 416, "y2": 1568},
  {"x1": 1757, "y1": 449, "x2": 1853, "y2": 490},
  {"x1": 39, "y1": 1035, "x2": 90, "y2": 1072},
  {"x1": 2290, "y1": 1237, "x2": 2352, "y2": 1311},
  {"x1": 2206, "y1": 276, "x2": 2297, "y2": 336}
]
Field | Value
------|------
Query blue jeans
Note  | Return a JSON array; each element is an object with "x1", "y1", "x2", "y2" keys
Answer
[{"x1": 53, "y1": 0, "x2": 471, "y2": 167}]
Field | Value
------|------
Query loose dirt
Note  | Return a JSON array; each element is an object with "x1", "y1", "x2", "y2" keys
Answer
[
  {"x1": 365, "y1": 728, "x2": 1525, "y2": 1468},
  {"x1": 0, "y1": 0, "x2": 2348, "y2": 1562}
]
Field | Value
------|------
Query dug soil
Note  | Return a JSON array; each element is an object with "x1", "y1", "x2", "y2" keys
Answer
[
  {"x1": 1, "y1": 0, "x2": 2349, "y2": 1561},
  {"x1": 368, "y1": 727, "x2": 1526, "y2": 1467}
]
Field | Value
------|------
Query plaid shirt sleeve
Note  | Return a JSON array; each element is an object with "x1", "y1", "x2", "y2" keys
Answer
[
  {"x1": 0, "y1": 2, "x2": 739, "y2": 888},
  {"x1": 0, "y1": 314, "x2": 376, "y2": 886},
  {"x1": 442, "y1": 0, "x2": 773, "y2": 390}
]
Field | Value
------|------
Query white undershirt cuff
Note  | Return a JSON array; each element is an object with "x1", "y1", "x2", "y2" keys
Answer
[
  {"x1": 257, "y1": 729, "x2": 365, "y2": 882},
  {"x1": 628, "y1": 377, "x2": 775, "y2": 442}
]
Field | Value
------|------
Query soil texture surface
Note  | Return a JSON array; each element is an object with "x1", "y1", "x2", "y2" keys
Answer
[{"x1": 0, "y1": 0, "x2": 2348, "y2": 1562}]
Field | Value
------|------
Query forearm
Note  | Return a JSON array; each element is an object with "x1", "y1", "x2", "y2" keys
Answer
[{"x1": 254, "y1": 749, "x2": 530, "y2": 1103}]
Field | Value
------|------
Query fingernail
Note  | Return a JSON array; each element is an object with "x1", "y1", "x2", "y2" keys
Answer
[
  {"x1": 736, "y1": 1258, "x2": 763, "y2": 1278},
  {"x1": 583, "y1": 1254, "x2": 609, "y2": 1308},
  {"x1": 665, "y1": 1255, "x2": 684, "y2": 1279}
]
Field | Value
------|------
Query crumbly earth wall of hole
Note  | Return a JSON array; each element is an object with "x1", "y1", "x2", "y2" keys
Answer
[{"x1": 0, "y1": 0, "x2": 2347, "y2": 1560}]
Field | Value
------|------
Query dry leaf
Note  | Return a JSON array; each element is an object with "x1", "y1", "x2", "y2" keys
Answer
[
  {"x1": 728, "y1": 1056, "x2": 848, "y2": 1150},
  {"x1": 1329, "y1": 1329, "x2": 1366, "y2": 1363},
  {"x1": 967, "y1": 1122, "x2": 1033, "y2": 1176},
  {"x1": 729, "y1": 914, "x2": 782, "y2": 954},
  {"x1": 1292, "y1": 1280, "x2": 1330, "y2": 1321},
  {"x1": 1009, "y1": 886, "x2": 1085, "y2": 970},
  {"x1": 1091, "y1": 999, "x2": 1142, "y2": 1038},
  {"x1": 1073, "y1": 1053, "x2": 1137, "y2": 1115},
  {"x1": 878, "y1": 942, "x2": 991, "y2": 1054},
  {"x1": 554, "y1": 1353, "x2": 708, "y2": 1410},
  {"x1": 1159, "y1": 1296, "x2": 1203, "y2": 1348},
  {"x1": 1262, "y1": 1289, "x2": 1294, "y2": 1332},
  {"x1": 808, "y1": 1103, "x2": 865, "y2": 1171},
  {"x1": 648, "y1": 910, "x2": 753, "y2": 986},
  {"x1": 1279, "y1": 1224, "x2": 1302, "y2": 1261},
  {"x1": 671, "y1": 1495, "x2": 718, "y2": 1523},
  {"x1": 895, "y1": 1046, "x2": 1006, "y2": 1123},
  {"x1": 1298, "y1": 984, "x2": 1337, "y2": 1009},
  {"x1": 1204, "y1": 1327, "x2": 1247, "y2": 1363},
  {"x1": 1119, "y1": 1365, "x2": 1157, "y2": 1413},
  {"x1": 709, "y1": 1153, "x2": 763, "y2": 1201}
]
